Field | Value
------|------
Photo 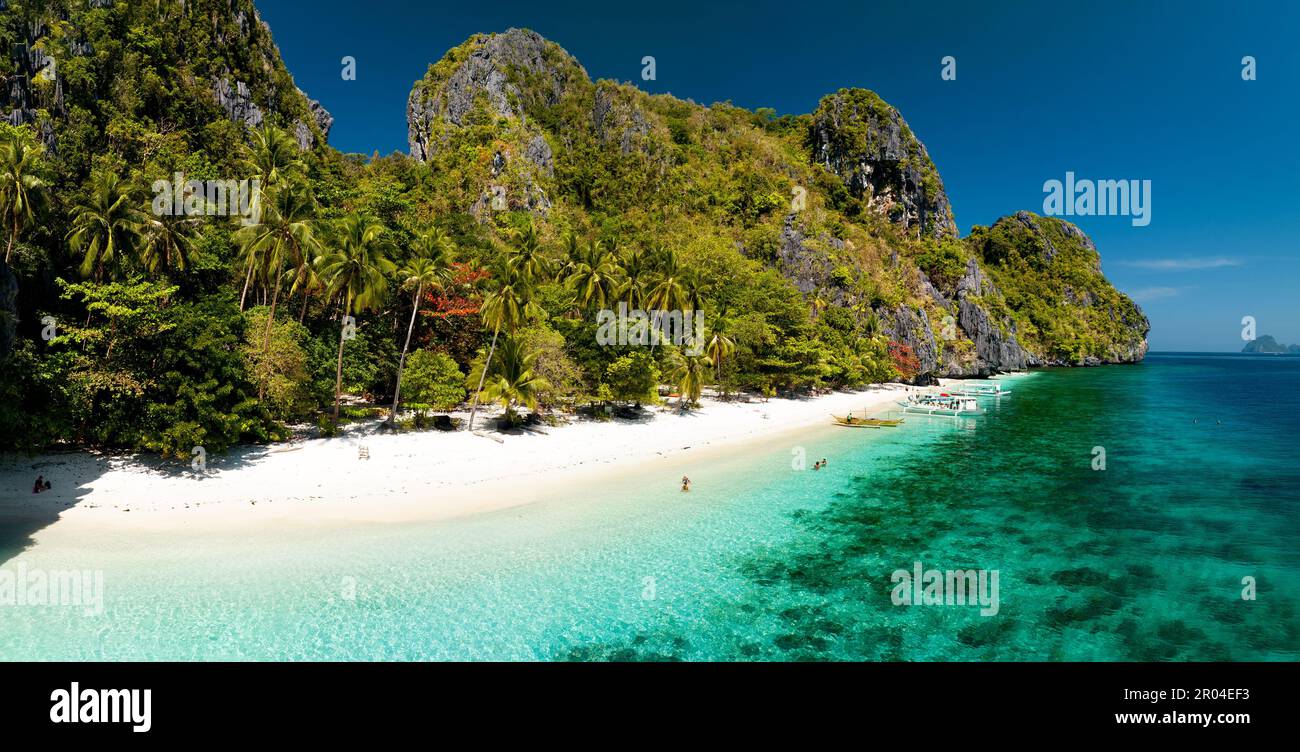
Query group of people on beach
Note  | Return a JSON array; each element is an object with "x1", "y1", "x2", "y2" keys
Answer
[{"x1": 32, "y1": 475, "x2": 51, "y2": 494}]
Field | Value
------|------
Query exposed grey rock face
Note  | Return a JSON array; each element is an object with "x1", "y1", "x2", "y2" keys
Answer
[
  {"x1": 970, "y1": 212, "x2": 1149, "y2": 366},
  {"x1": 957, "y1": 298, "x2": 1032, "y2": 372},
  {"x1": 769, "y1": 214, "x2": 848, "y2": 303},
  {"x1": 407, "y1": 28, "x2": 584, "y2": 161},
  {"x1": 952, "y1": 258, "x2": 1033, "y2": 374},
  {"x1": 468, "y1": 183, "x2": 551, "y2": 219},
  {"x1": 3, "y1": 34, "x2": 59, "y2": 142},
  {"x1": 309, "y1": 98, "x2": 333, "y2": 136},
  {"x1": 214, "y1": 78, "x2": 264, "y2": 129},
  {"x1": 291, "y1": 96, "x2": 333, "y2": 150},
  {"x1": 810, "y1": 89, "x2": 957, "y2": 239},
  {"x1": 525, "y1": 134, "x2": 553, "y2": 177},
  {"x1": 407, "y1": 29, "x2": 575, "y2": 219},
  {"x1": 292, "y1": 121, "x2": 313, "y2": 151},
  {"x1": 763, "y1": 215, "x2": 1029, "y2": 380},
  {"x1": 592, "y1": 85, "x2": 652, "y2": 154},
  {"x1": 0, "y1": 260, "x2": 17, "y2": 359},
  {"x1": 883, "y1": 304, "x2": 941, "y2": 381}
]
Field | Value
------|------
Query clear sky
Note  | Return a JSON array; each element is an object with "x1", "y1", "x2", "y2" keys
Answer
[{"x1": 256, "y1": 0, "x2": 1299, "y2": 352}]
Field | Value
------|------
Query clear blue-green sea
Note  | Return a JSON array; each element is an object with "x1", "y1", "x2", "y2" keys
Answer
[{"x1": 2, "y1": 354, "x2": 1297, "y2": 660}]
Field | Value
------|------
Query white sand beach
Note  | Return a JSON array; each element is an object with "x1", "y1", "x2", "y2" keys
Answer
[{"x1": 0, "y1": 385, "x2": 916, "y2": 536}]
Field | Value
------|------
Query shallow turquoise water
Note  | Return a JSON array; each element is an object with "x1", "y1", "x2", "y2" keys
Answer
[{"x1": 1, "y1": 355, "x2": 1297, "y2": 660}]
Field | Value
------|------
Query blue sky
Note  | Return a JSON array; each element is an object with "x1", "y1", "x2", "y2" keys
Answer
[{"x1": 257, "y1": 0, "x2": 1299, "y2": 352}]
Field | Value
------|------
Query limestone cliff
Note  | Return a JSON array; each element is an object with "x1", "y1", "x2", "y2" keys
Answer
[
  {"x1": 404, "y1": 29, "x2": 1148, "y2": 380},
  {"x1": 1, "y1": 0, "x2": 331, "y2": 154}
]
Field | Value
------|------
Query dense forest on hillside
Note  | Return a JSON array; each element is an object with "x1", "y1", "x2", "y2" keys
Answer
[{"x1": 0, "y1": 2, "x2": 1148, "y2": 457}]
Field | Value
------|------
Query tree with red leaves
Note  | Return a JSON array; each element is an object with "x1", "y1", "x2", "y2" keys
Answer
[{"x1": 888, "y1": 340, "x2": 921, "y2": 381}]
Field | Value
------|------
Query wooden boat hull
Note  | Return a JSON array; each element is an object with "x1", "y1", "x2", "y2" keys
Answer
[{"x1": 831, "y1": 415, "x2": 904, "y2": 428}]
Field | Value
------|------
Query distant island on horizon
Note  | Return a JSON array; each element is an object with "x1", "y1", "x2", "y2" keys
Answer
[{"x1": 1241, "y1": 335, "x2": 1300, "y2": 355}]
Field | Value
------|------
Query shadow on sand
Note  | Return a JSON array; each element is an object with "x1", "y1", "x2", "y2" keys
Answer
[{"x1": 0, "y1": 445, "x2": 270, "y2": 562}]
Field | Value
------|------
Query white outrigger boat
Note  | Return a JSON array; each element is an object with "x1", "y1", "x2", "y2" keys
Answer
[
  {"x1": 897, "y1": 393, "x2": 982, "y2": 416},
  {"x1": 944, "y1": 380, "x2": 1012, "y2": 398}
]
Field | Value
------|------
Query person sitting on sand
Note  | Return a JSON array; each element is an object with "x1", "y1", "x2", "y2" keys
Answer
[
  {"x1": 681, "y1": 475, "x2": 691, "y2": 492},
  {"x1": 33, "y1": 475, "x2": 43, "y2": 494}
]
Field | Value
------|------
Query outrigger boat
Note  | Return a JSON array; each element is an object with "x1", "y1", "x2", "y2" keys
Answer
[
  {"x1": 831, "y1": 414, "x2": 905, "y2": 428},
  {"x1": 897, "y1": 393, "x2": 981, "y2": 416},
  {"x1": 949, "y1": 380, "x2": 1011, "y2": 396},
  {"x1": 945, "y1": 384, "x2": 1011, "y2": 398}
]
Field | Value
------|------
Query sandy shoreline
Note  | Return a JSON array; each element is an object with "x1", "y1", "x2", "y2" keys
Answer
[{"x1": 0, "y1": 385, "x2": 918, "y2": 536}]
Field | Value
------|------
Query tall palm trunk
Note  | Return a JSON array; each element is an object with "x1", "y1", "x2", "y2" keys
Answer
[
  {"x1": 238, "y1": 257, "x2": 255, "y2": 310},
  {"x1": 466, "y1": 323, "x2": 500, "y2": 431},
  {"x1": 258, "y1": 276, "x2": 282, "y2": 400},
  {"x1": 332, "y1": 293, "x2": 352, "y2": 426},
  {"x1": 5, "y1": 217, "x2": 17, "y2": 264},
  {"x1": 387, "y1": 282, "x2": 423, "y2": 427}
]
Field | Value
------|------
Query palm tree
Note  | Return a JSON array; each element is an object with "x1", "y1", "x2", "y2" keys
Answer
[
  {"x1": 67, "y1": 171, "x2": 142, "y2": 282},
  {"x1": 245, "y1": 124, "x2": 303, "y2": 188},
  {"x1": 645, "y1": 245, "x2": 689, "y2": 312},
  {"x1": 467, "y1": 232, "x2": 547, "y2": 431},
  {"x1": 478, "y1": 336, "x2": 549, "y2": 426},
  {"x1": 507, "y1": 221, "x2": 552, "y2": 282},
  {"x1": 138, "y1": 212, "x2": 199, "y2": 276},
  {"x1": 234, "y1": 182, "x2": 319, "y2": 377},
  {"x1": 703, "y1": 318, "x2": 736, "y2": 385},
  {"x1": 670, "y1": 351, "x2": 711, "y2": 407},
  {"x1": 388, "y1": 228, "x2": 455, "y2": 427},
  {"x1": 292, "y1": 258, "x2": 324, "y2": 322},
  {"x1": 238, "y1": 125, "x2": 303, "y2": 308},
  {"x1": 0, "y1": 132, "x2": 48, "y2": 264},
  {"x1": 564, "y1": 237, "x2": 621, "y2": 311},
  {"x1": 316, "y1": 214, "x2": 395, "y2": 425},
  {"x1": 864, "y1": 310, "x2": 882, "y2": 340},
  {"x1": 618, "y1": 246, "x2": 651, "y2": 309}
]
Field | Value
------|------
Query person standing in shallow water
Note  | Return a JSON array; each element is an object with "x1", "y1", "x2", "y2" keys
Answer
[{"x1": 681, "y1": 476, "x2": 691, "y2": 492}]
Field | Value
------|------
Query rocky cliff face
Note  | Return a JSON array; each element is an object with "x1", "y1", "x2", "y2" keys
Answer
[
  {"x1": 810, "y1": 88, "x2": 957, "y2": 239},
  {"x1": 407, "y1": 28, "x2": 585, "y2": 216},
  {"x1": 967, "y1": 212, "x2": 1149, "y2": 366},
  {"x1": 878, "y1": 258, "x2": 1034, "y2": 380},
  {"x1": 407, "y1": 30, "x2": 1146, "y2": 380},
  {"x1": 2, "y1": 17, "x2": 62, "y2": 150},
  {"x1": 407, "y1": 28, "x2": 584, "y2": 161},
  {"x1": 3, "y1": 0, "x2": 331, "y2": 154},
  {"x1": 952, "y1": 259, "x2": 1035, "y2": 372},
  {"x1": 207, "y1": 5, "x2": 333, "y2": 150}
]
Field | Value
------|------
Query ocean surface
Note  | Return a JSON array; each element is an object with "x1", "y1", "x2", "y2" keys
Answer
[{"x1": 2, "y1": 353, "x2": 1297, "y2": 660}]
